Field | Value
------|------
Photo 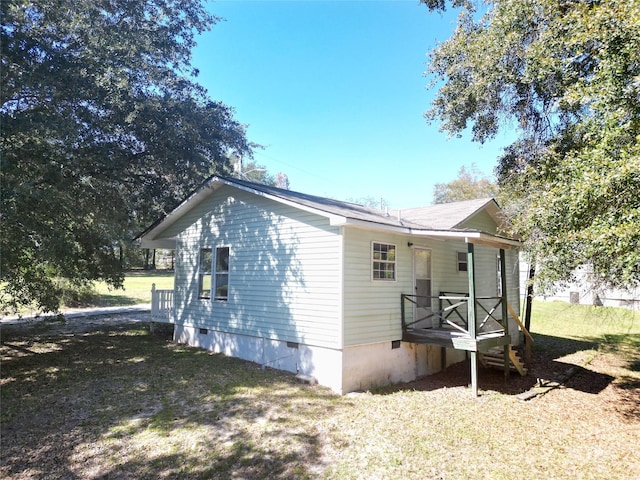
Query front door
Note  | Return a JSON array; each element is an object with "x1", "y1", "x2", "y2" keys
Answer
[{"x1": 413, "y1": 248, "x2": 433, "y2": 328}]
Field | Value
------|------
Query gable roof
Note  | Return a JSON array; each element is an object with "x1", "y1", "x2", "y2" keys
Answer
[
  {"x1": 138, "y1": 176, "x2": 519, "y2": 249},
  {"x1": 390, "y1": 197, "x2": 503, "y2": 230}
]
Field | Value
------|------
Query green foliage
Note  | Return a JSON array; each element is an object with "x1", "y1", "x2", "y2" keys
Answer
[
  {"x1": 424, "y1": 0, "x2": 640, "y2": 291},
  {"x1": 0, "y1": 0, "x2": 252, "y2": 313},
  {"x1": 56, "y1": 278, "x2": 100, "y2": 308},
  {"x1": 432, "y1": 163, "x2": 498, "y2": 204},
  {"x1": 231, "y1": 156, "x2": 290, "y2": 189}
]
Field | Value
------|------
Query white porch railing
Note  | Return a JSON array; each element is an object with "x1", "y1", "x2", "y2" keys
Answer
[{"x1": 150, "y1": 283, "x2": 174, "y2": 323}]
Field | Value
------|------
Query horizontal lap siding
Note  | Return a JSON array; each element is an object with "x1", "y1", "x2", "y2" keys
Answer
[
  {"x1": 173, "y1": 187, "x2": 342, "y2": 349},
  {"x1": 342, "y1": 227, "x2": 519, "y2": 347},
  {"x1": 457, "y1": 211, "x2": 520, "y2": 312},
  {"x1": 459, "y1": 210, "x2": 498, "y2": 234},
  {"x1": 342, "y1": 228, "x2": 412, "y2": 346},
  {"x1": 505, "y1": 249, "x2": 521, "y2": 316}
]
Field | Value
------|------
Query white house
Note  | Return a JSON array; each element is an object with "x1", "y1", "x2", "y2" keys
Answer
[
  {"x1": 139, "y1": 176, "x2": 522, "y2": 394},
  {"x1": 519, "y1": 261, "x2": 640, "y2": 310}
]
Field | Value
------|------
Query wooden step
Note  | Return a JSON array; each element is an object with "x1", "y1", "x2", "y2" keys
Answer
[{"x1": 479, "y1": 346, "x2": 528, "y2": 376}]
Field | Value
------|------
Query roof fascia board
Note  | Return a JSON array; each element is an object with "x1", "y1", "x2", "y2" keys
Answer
[
  {"x1": 341, "y1": 219, "x2": 519, "y2": 249},
  {"x1": 414, "y1": 230, "x2": 520, "y2": 249},
  {"x1": 411, "y1": 230, "x2": 519, "y2": 249}
]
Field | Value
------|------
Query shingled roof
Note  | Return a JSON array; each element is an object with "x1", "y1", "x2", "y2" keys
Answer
[
  {"x1": 389, "y1": 198, "x2": 501, "y2": 230},
  {"x1": 138, "y1": 176, "x2": 517, "y2": 248},
  {"x1": 225, "y1": 178, "x2": 500, "y2": 230}
]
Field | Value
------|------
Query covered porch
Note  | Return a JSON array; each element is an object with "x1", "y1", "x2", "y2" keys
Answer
[{"x1": 401, "y1": 241, "x2": 520, "y2": 396}]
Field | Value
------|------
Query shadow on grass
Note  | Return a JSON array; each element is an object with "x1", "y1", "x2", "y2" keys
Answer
[
  {"x1": 589, "y1": 333, "x2": 640, "y2": 371},
  {"x1": 88, "y1": 294, "x2": 146, "y2": 307},
  {"x1": 0, "y1": 322, "x2": 339, "y2": 479},
  {"x1": 124, "y1": 269, "x2": 175, "y2": 276},
  {"x1": 376, "y1": 331, "x2": 625, "y2": 398}
]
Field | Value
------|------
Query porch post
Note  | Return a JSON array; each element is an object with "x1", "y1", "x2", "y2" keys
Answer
[
  {"x1": 467, "y1": 242, "x2": 478, "y2": 397},
  {"x1": 500, "y1": 249, "x2": 510, "y2": 380}
]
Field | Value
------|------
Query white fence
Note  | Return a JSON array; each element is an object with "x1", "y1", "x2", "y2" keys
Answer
[{"x1": 151, "y1": 284, "x2": 174, "y2": 323}]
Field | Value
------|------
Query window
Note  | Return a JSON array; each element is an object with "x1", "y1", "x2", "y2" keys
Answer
[
  {"x1": 198, "y1": 248, "x2": 213, "y2": 299},
  {"x1": 457, "y1": 251, "x2": 468, "y2": 272},
  {"x1": 372, "y1": 242, "x2": 396, "y2": 281},
  {"x1": 214, "y1": 247, "x2": 230, "y2": 301}
]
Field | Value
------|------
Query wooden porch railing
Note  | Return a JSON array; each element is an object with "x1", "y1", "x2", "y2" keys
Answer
[
  {"x1": 401, "y1": 292, "x2": 509, "y2": 337},
  {"x1": 401, "y1": 292, "x2": 533, "y2": 363},
  {"x1": 151, "y1": 284, "x2": 174, "y2": 323}
]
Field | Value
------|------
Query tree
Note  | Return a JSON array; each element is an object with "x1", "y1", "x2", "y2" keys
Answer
[
  {"x1": 1, "y1": 0, "x2": 252, "y2": 313},
  {"x1": 230, "y1": 155, "x2": 290, "y2": 189},
  {"x1": 231, "y1": 157, "x2": 275, "y2": 187},
  {"x1": 422, "y1": 0, "x2": 640, "y2": 291},
  {"x1": 345, "y1": 196, "x2": 389, "y2": 210},
  {"x1": 432, "y1": 163, "x2": 498, "y2": 204}
]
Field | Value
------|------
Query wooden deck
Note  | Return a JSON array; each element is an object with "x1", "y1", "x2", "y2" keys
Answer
[{"x1": 402, "y1": 327, "x2": 510, "y2": 352}]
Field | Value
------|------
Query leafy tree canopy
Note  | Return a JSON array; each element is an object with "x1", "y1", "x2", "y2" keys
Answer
[
  {"x1": 432, "y1": 163, "x2": 497, "y2": 204},
  {"x1": 1, "y1": 0, "x2": 252, "y2": 313},
  {"x1": 230, "y1": 156, "x2": 290, "y2": 189},
  {"x1": 422, "y1": 0, "x2": 640, "y2": 291}
]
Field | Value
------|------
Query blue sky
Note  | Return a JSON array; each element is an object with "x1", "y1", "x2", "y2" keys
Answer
[{"x1": 192, "y1": 0, "x2": 512, "y2": 208}]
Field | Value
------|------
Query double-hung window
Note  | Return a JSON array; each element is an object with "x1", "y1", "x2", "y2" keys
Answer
[
  {"x1": 214, "y1": 247, "x2": 230, "y2": 301},
  {"x1": 198, "y1": 248, "x2": 213, "y2": 299},
  {"x1": 198, "y1": 247, "x2": 230, "y2": 301},
  {"x1": 372, "y1": 242, "x2": 396, "y2": 281},
  {"x1": 456, "y1": 251, "x2": 468, "y2": 272}
]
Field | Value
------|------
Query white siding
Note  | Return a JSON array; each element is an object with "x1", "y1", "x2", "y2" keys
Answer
[
  {"x1": 458, "y1": 210, "x2": 498, "y2": 233},
  {"x1": 342, "y1": 228, "x2": 413, "y2": 346},
  {"x1": 519, "y1": 261, "x2": 639, "y2": 310},
  {"x1": 342, "y1": 227, "x2": 521, "y2": 347},
  {"x1": 172, "y1": 186, "x2": 343, "y2": 349}
]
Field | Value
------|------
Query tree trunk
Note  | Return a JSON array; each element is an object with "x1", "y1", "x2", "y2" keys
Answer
[{"x1": 524, "y1": 266, "x2": 535, "y2": 335}]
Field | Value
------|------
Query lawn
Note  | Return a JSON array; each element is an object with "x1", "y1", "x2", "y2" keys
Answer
[
  {"x1": 1, "y1": 272, "x2": 175, "y2": 318},
  {"x1": 1, "y1": 301, "x2": 638, "y2": 479},
  {"x1": 91, "y1": 270, "x2": 175, "y2": 306}
]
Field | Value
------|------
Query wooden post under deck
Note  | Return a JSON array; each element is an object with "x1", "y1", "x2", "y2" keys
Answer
[
  {"x1": 500, "y1": 249, "x2": 510, "y2": 380},
  {"x1": 467, "y1": 243, "x2": 478, "y2": 397}
]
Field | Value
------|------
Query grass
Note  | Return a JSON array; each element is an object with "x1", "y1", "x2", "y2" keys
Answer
[
  {"x1": 1, "y1": 301, "x2": 639, "y2": 479},
  {"x1": 530, "y1": 301, "x2": 640, "y2": 374},
  {"x1": 1, "y1": 272, "x2": 175, "y2": 317},
  {"x1": 91, "y1": 270, "x2": 175, "y2": 306}
]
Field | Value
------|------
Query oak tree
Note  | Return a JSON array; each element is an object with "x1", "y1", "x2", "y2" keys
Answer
[
  {"x1": 423, "y1": 0, "x2": 640, "y2": 291},
  {"x1": 1, "y1": 0, "x2": 251, "y2": 313},
  {"x1": 432, "y1": 163, "x2": 498, "y2": 204}
]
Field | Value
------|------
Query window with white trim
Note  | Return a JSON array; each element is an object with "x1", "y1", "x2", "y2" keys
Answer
[
  {"x1": 214, "y1": 247, "x2": 230, "y2": 301},
  {"x1": 372, "y1": 242, "x2": 396, "y2": 281},
  {"x1": 456, "y1": 251, "x2": 468, "y2": 272},
  {"x1": 198, "y1": 248, "x2": 213, "y2": 299}
]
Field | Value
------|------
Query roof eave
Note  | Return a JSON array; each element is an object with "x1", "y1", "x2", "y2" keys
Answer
[{"x1": 340, "y1": 219, "x2": 520, "y2": 249}]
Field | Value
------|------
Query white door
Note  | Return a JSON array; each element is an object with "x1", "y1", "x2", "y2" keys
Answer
[{"x1": 413, "y1": 248, "x2": 433, "y2": 328}]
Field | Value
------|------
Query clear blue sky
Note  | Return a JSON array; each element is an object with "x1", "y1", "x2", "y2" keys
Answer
[{"x1": 192, "y1": 0, "x2": 512, "y2": 208}]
